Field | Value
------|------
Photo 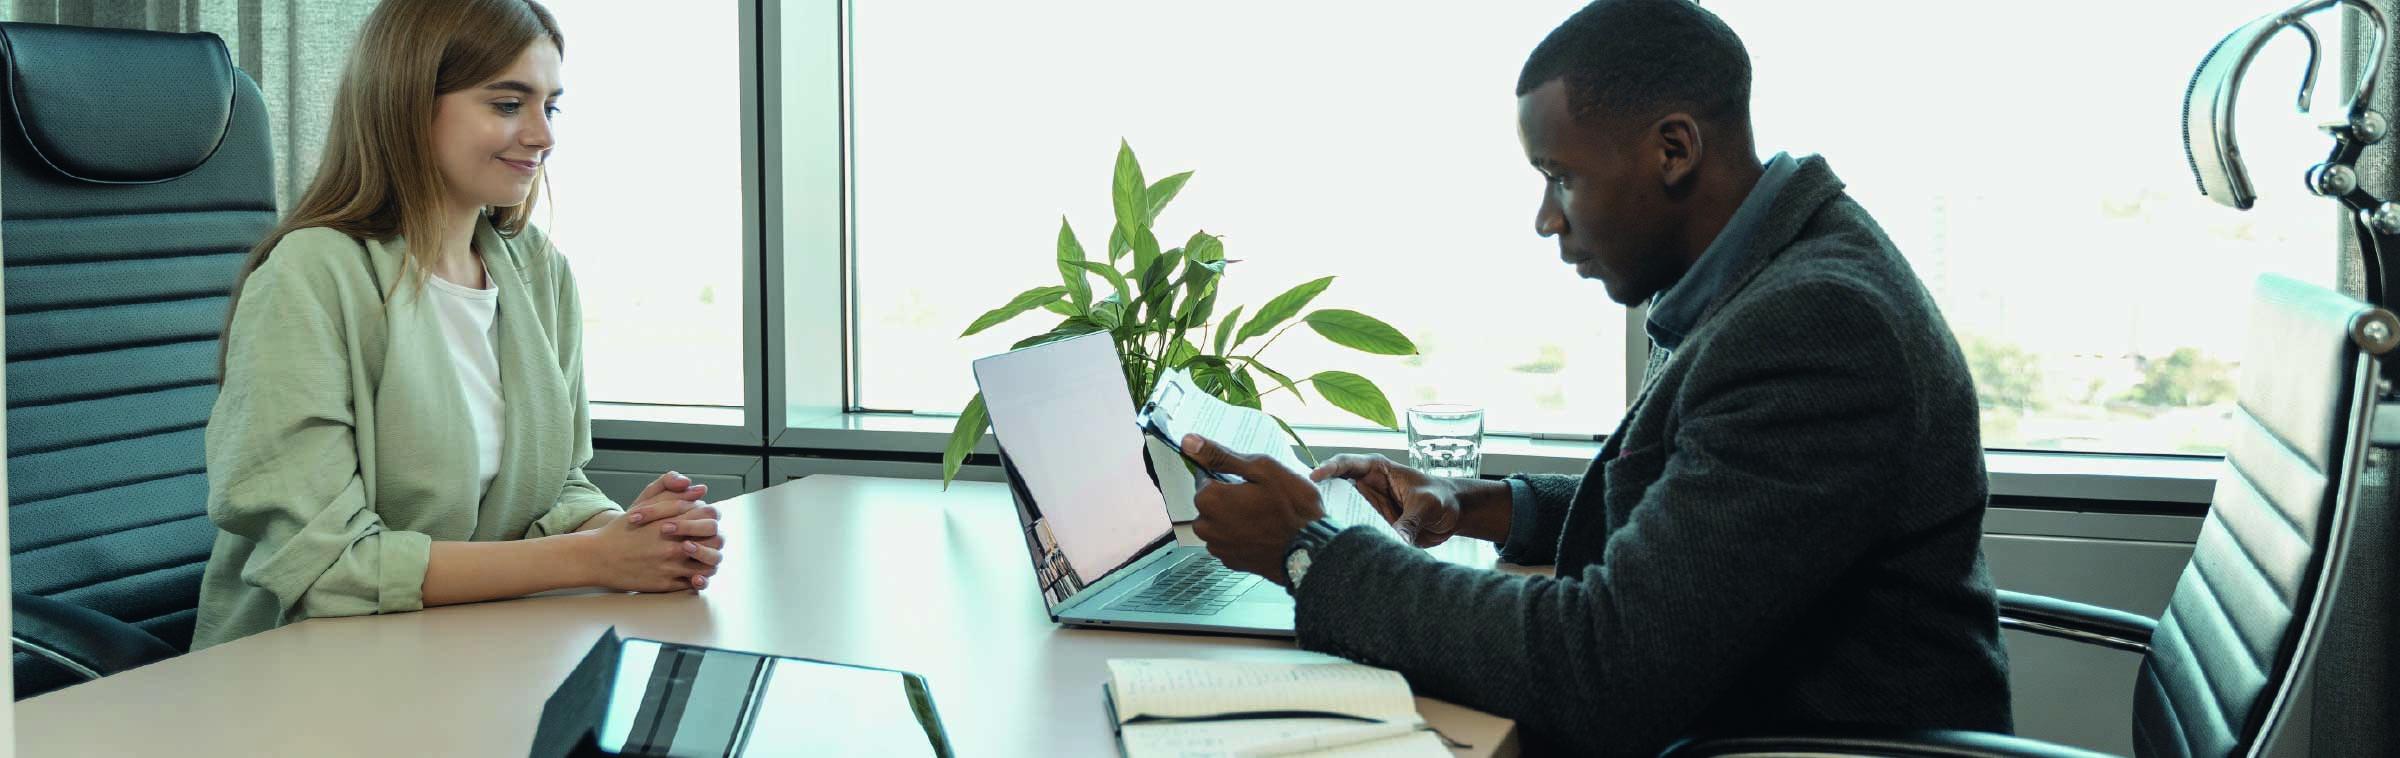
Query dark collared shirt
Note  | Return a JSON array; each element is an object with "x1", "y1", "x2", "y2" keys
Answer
[{"x1": 1644, "y1": 151, "x2": 1800, "y2": 356}]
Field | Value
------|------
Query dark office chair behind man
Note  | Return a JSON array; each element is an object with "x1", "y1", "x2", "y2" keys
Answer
[
  {"x1": 1669, "y1": 272, "x2": 2393, "y2": 757},
  {"x1": 1, "y1": 22, "x2": 276, "y2": 698}
]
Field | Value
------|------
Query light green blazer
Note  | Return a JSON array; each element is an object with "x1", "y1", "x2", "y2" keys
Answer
[{"x1": 193, "y1": 219, "x2": 620, "y2": 650}]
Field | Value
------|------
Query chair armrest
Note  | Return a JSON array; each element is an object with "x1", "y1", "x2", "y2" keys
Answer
[
  {"x1": 12, "y1": 592, "x2": 178, "y2": 690},
  {"x1": 1997, "y1": 589, "x2": 2157, "y2": 654},
  {"x1": 1664, "y1": 728, "x2": 2113, "y2": 758}
]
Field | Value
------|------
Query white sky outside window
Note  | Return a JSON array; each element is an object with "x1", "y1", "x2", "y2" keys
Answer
[
  {"x1": 855, "y1": 1, "x2": 2345, "y2": 455},
  {"x1": 1715, "y1": 0, "x2": 2343, "y2": 455},
  {"x1": 539, "y1": 1, "x2": 748, "y2": 409},
  {"x1": 850, "y1": 1, "x2": 1626, "y2": 436}
]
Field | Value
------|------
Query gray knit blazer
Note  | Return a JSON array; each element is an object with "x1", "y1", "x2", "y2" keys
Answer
[{"x1": 1292, "y1": 155, "x2": 2013, "y2": 755}]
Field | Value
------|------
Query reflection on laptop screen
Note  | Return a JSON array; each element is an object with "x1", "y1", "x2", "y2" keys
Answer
[{"x1": 972, "y1": 333, "x2": 1173, "y2": 611}]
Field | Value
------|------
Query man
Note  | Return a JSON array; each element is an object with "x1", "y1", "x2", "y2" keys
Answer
[{"x1": 1179, "y1": 0, "x2": 2014, "y2": 753}]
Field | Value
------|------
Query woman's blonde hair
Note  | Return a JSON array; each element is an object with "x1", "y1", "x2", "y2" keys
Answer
[{"x1": 220, "y1": 0, "x2": 563, "y2": 373}]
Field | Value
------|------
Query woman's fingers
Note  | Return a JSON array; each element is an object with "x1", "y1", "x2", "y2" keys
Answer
[
  {"x1": 634, "y1": 471, "x2": 688, "y2": 504},
  {"x1": 627, "y1": 498, "x2": 702, "y2": 527},
  {"x1": 660, "y1": 518, "x2": 718, "y2": 538},
  {"x1": 682, "y1": 541, "x2": 723, "y2": 567}
]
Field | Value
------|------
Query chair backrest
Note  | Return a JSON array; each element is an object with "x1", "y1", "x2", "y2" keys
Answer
[
  {"x1": 2132, "y1": 273, "x2": 2388, "y2": 757},
  {"x1": 1, "y1": 22, "x2": 275, "y2": 661}
]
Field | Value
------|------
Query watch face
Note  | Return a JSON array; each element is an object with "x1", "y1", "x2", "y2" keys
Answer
[{"x1": 1285, "y1": 550, "x2": 1312, "y2": 587}]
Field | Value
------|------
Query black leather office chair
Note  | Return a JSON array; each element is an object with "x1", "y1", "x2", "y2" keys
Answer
[
  {"x1": 1668, "y1": 273, "x2": 2393, "y2": 757},
  {"x1": 2, "y1": 22, "x2": 275, "y2": 698}
]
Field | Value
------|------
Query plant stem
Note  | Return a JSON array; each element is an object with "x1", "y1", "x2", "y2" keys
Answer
[
  {"x1": 1249, "y1": 321, "x2": 1303, "y2": 362},
  {"x1": 1256, "y1": 375, "x2": 1317, "y2": 400}
]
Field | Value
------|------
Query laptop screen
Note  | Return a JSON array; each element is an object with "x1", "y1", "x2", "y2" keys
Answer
[{"x1": 971, "y1": 332, "x2": 1174, "y2": 612}]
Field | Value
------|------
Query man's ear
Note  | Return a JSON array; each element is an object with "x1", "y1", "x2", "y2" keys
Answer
[{"x1": 1654, "y1": 113, "x2": 1703, "y2": 188}]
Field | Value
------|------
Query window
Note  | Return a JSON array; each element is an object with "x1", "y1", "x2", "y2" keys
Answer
[
  {"x1": 840, "y1": 1, "x2": 2342, "y2": 457},
  {"x1": 1715, "y1": 0, "x2": 2343, "y2": 455},
  {"x1": 846, "y1": 1, "x2": 1627, "y2": 436},
  {"x1": 542, "y1": 1, "x2": 750, "y2": 413}
]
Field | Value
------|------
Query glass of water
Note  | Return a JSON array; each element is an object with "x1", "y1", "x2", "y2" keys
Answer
[{"x1": 1407, "y1": 403, "x2": 1484, "y2": 479}]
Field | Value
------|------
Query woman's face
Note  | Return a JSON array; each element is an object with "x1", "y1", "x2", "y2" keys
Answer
[{"x1": 431, "y1": 40, "x2": 562, "y2": 215}]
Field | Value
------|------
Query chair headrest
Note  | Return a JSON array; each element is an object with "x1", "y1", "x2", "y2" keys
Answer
[{"x1": 0, "y1": 22, "x2": 237, "y2": 184}]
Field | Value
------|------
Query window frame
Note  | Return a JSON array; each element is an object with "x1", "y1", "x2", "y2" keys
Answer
[{"x1": 584, "y1": 0, "x2": 769, "y2": 448}]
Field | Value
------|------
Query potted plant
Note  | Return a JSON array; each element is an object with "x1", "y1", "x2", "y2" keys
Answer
[{"x1": 940, "y1": 141, "x2": 1419, "y2": 486}]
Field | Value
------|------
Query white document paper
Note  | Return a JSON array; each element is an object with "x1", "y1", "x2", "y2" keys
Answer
[{"x1": 1144, "y1": 369, "x2": 1398, "y2": 538}]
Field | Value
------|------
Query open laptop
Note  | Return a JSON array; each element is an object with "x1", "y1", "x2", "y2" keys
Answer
[{"x1": 972, "y1": 332, "x2": 1297, "y2": 637}]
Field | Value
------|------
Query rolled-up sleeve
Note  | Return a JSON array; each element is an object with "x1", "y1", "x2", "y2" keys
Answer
[{"x1": 207, "y1": 251, "x2": 430, "y2": 621}]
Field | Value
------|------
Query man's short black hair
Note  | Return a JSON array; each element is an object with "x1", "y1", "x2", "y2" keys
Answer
[{"x1": 1517, "y1": 0, "x2": 1753, "y2": 129}]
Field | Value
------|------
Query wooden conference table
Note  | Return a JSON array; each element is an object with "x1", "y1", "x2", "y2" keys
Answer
[{"x1": 17, "y1": 475, "x2": 1519, "y2": 756}]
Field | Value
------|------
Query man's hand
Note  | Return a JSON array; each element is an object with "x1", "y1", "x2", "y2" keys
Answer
[
  {"x1": 1311, "y1": 454, "x2": 1466, "y2": 547},
  {"x1": 1184, "y1": 434, "x2": 1326, "y2": 586}
]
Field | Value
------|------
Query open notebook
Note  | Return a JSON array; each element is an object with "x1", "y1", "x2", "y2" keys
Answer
[{"x1": 1103, "y1": 659, "x2": 1451, "y2": 757}]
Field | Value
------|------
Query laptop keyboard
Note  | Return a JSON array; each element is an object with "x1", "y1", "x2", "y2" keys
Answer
[{"x1": 1107, "y1": 554, "x2": 1263, "y2": 616}]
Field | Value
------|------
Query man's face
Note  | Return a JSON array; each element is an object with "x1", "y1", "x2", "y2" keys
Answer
[{"x1": 1516, "y1": 79, "x2": 1681, "y2": 306}]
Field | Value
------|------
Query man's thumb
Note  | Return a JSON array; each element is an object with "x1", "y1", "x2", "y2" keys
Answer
[{"x1": 1182, "y1": 434, "x2": 1226, "y2": 468}]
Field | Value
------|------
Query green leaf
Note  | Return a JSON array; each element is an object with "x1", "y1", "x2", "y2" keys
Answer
[
  {"x1": 1176, "y1": 255, "x2": 1226, "y2": 325},
  {"x1": 1012, "y1": 318, "x2": 1105, "y2": 349},
  {"x1": 1179, "y1": 289, "x2": 1217, "y2": 329},
  {"x1": 1271, "y1": 414, "x2": 1316, "y2": 467},
  {"x1": 1145, "y1": 171, "x2": 1193, "y2": 224},
  {"x1": 1056, "y1": 215, "x2": 1087, "y2": 262},
  {"x1": 1140, "y1": 250, "x2": 1184, "y2": 321},
  {"x1": 1111, "y1": 140, "x2": 1145, "y2": 239},
  {"x1": 1213, "y1": 304, "x2": 1246, "y2": 355},
  {"x1": 1107, "y1": 225, "x2": 1130, "y2": 263},
  {"x1": 1065, "y1": 260, "x2": 1132, "y2": 306},
  {"x1": 940, "y1": 394, "x2": 987, "y2": 489},
  {"x1": 1184, "y1": 231, "x2": 1224, "y2": 263},
  {"x1": 1191, "y1": 363, "x2": 1232, "y2": 396},
  {"x1": 1043, "y1": 299, "x2": 1080, "y2": 317},
  {"x1": 1236, "y1": 276, "x2": 1335, "y2": 346},
  {"x1": 963, "y1": 285, "x2": 1069, "y2": 337},
  {"x1": 1308, "y1": 370, "x2": 1398, "y2": 429},
  {"x1": 1243, "y1": 357, "x2": 1304, "y2": 403},
  {"x1": 1130, "y1": 226, "x2": 1162, "y2": 280},
  {"x1": 1304, "y1": 309, "x2": 1418, "y2": 356},
  {"x1": 1055, "y1": 217, "x2": 1092, "y2": 310},
  {"x1": 1229, "y1": 369, "x2": 1262, "y2": 409},
  {"x1": 1164, "y1": 337, "x2": 1202, "y2": 369},
  {"x1": 1090, "y1": 299, "x2": 1124, "y2": 330}
]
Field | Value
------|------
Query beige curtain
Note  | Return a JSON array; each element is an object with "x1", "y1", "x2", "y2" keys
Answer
[{"x1": 4, "y1": 0, "x2": 381, "y2": 208}]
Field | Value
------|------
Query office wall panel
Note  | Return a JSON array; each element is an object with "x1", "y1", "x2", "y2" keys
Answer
[{"x1": 766, "y1": 456, "x2": 1002, "y2": 485}]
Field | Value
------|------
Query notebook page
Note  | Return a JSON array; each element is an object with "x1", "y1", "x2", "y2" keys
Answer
[
  {"x1": 1107, "y1": 659, "x2": 1421, "y2": 724},
  {"x1": 1121, "y1": 719, "x2": 1448, "y2": 758}
]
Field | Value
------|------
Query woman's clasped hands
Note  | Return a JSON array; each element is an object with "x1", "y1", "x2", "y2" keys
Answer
[{"x1": 583, "y1": 471, "x2": 727, "y2": 593}]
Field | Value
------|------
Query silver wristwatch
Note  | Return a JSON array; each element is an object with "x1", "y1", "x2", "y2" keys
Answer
[{"x1": 1283, "y1": 519, "x2": 1343, "y2": 591}]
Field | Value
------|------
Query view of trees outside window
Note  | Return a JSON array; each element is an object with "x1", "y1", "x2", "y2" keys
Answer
[{"x1": 1720, "y1": 0, "x2": 2342, "y2": 454}]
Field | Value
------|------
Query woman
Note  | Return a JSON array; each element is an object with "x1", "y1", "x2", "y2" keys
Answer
[{"x1": 195, "y1": 0, "x2": 725, "y2": 650}]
